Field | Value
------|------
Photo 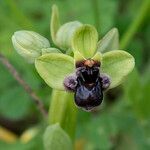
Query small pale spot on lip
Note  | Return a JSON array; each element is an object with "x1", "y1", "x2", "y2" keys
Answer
[{"x1": 84, "y1": 59, "x2": 95, "y2": 67}]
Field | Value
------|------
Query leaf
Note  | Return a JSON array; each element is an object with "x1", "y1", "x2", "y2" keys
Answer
[
  {"x1": 84, "y1": 112, "x2": 121, "y2": 150},
  {"x1": 56, "y1": 21, "x2": 82, "y2": 50},
  {"x1": 50, "y1": 5, "x2": 61, "y2": 45},
  {"x1": 43, "y1": 123, "x2": 73, "y2": 150},
  {"x1": 35, "y1": 53, "x2": 74, "y2": 90},
  {"x1": 72, "y1": 24, "x2": 98, "y2": 58},
  {"x1": 101, "y1": 50, "x2": 135, "y2": 89},
  {"x1": 97, "y1": 28, "x2": 119, "y2": 53}
]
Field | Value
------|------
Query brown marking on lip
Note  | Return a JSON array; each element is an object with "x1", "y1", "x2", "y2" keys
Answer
[{"x1": 76, "y1": 59, "x2": 100, "y2": 68}]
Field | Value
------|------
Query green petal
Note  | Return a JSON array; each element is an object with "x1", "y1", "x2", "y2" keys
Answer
[
  {"x1": 97, "y1": 28, "x2": 119, "y2": 53},
  {"x1": 56, "y1": 21, "x2": 82, "y2": 50},
  {"x1": 35, "y1": 53, "x2": 74, "y2": 90},
  {"x1": 43, "y1": 123, "x2": 73, "y2": 150},
  {"x1": 101, "y1": 50, "x2": 135, "y2": 89},
  {"x1": 92, "y1": 52, "x2": 102, "y2": 62},
  {"x1": 50, "y1": 5, "x2": 61, "y2": 45},
  {"x1": 72, "y1": 25, "x2": 98, "y2": 58}
]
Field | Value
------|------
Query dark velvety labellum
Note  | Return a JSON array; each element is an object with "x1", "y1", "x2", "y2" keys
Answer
[{"x1": 75, "y1": 59, "x2": 103, "y2": 111}]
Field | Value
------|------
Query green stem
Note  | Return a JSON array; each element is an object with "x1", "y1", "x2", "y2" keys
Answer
[
  {"x1": 62, "y1": 94, "x2": 77, "y2": 139},
  {"x1": 48, "y1": 89, "x2": 77, "y2": 140},
  {"x1": 120, "y1": 0, "x2": 150, "y2": 49},
  {"x1": 48, "y1": 90, "x2": 68, "y2": 125}
]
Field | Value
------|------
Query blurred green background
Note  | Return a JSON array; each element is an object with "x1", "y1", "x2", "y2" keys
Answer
[{"x1": 0, "y1": 0, "x2": 149, "y2": 149}]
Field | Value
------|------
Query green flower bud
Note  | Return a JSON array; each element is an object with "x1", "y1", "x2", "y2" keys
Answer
[{"x1": 12, "y1": 30, "x2": 50, "y2": 63}]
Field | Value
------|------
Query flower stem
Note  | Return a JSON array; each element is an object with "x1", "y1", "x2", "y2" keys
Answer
[
  {"x1": 120, "y1": 0, "x2": 150, "y2": 49},
  {"x1": 48, "y1": 90, "x2": 77, "y2": 140}
]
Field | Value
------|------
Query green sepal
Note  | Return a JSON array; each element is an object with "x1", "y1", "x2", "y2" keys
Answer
[
  {"x1": 97, "y1": 28, "x2": 119, "y2": 53},
  {"x1": 50, "y1": 5, "x2": 61, "y2": 45},
  {"x1": 101, "y1": 50, "x2": 135, "y2": 89},
  {"x1": 43, "y1": 123, "x2": 73, "y2": 150},
  {"x1": 35, "y1": 53, "x2": 74, "y2": 90},
  {"x1": 72, "y1": 24, "x2": 98, "y2": 58}
]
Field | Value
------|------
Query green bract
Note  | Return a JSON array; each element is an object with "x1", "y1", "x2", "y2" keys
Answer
[
  {"x1": 12, "y1": 30, "x2": 50, "y2": 63},
  {"x1": 43, "y1": 123, "x2": 73, "y2": 150}
]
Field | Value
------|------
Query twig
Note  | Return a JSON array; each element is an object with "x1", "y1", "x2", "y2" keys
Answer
[{"x1": 0, "y1": 53, "x2": 48, "y2": 118}]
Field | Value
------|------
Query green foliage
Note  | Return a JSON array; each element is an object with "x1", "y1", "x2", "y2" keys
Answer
[
  {"x1": 0, "y1": 86, "x2": 31, "y2": 120},
  {"x1": 124, "y1": 68, "x2": 150, "y2": 119},
  {"x1": 82, "y1": 102, "x2": 150, "y2": 150}
]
